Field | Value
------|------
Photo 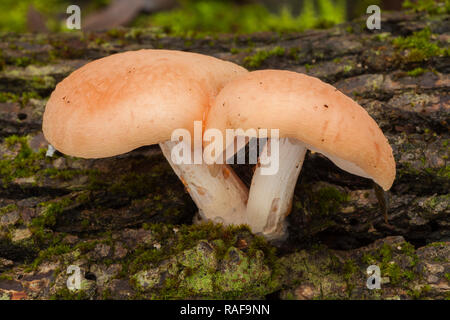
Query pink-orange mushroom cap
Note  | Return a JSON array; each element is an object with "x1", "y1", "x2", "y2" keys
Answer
[
  {"x1": 206, "y1": 70, "x2": 396, "y2": 191},
  {"x1": 43, "y1": 49, "x2": 247, "y2": 158}
]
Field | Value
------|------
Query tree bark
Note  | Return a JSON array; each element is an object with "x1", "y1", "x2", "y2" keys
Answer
[{"x1": 0, "y1": 9, "x2": 448, "y2": 299}]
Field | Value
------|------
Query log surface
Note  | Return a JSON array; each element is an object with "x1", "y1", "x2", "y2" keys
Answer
[{"x1": 0, "y1": 9, "x2": 448, "y2": 299}]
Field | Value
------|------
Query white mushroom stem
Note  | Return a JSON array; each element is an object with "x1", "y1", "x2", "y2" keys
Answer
[
  {"x1": 246, "y1": 138, "x2": 307, "y2": 240},
  {"x1": 159, "y1": 140, "x2": 248, "y2": 225}
]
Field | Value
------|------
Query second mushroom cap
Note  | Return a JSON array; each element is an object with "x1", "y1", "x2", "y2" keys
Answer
[{"x1": 205, "y1": 69, "x2": 396, "y2": 190}]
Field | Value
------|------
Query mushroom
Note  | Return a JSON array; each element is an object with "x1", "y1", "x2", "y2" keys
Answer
[
  {"x1": 204, "y1": 70, "x2": 396, "y2": 240},
  {"x1": 43, "y1": 49, "x2": 249, "y2": 225}
]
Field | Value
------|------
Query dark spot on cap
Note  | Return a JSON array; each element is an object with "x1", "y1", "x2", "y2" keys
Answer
[{"x1": 324, "y1": 104, "x2": 329, "y2": 108}]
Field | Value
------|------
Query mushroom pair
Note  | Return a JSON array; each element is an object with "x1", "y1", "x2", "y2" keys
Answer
[{"x1": 43, "y1": 50, "x2": 396, "y2": 241}]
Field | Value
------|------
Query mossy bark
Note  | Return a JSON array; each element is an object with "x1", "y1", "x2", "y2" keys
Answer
[{"x1": 0, "y1": 9, "x2": 448, "y2": 299}]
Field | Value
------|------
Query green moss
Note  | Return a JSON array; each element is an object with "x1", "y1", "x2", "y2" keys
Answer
[
  {"x1": 0, "y1": 274, "x2": 13, "y2": 281},
  {"x1": 406, "y1": 67, "x2": 427, "y2": 77},
  {"x1": 374, "y1": 32, "x2": 391, "y2": 41},
  {"x1": 401, "y1": 242, "x2": 419, "y2": 267},
  {"x1": 397, "y1": 160, "x2": 449, "y2": 182},
  {"x1": 214, "y1": 248, "x2": 273, "y2": 298},
  {"x1": 81, "y1": 219, "x2": 90, "y2": 228},
  {"x1": 0, "y1": 204, "x2": 18, "y2": 216},
  {"x1": 50, "y1": 287, "x2": 90, "y2": 300},
  {"x1": 230, "y1": 47, "x2": 239, "y2": 54},
  {"x1": 24, "y1": 231, "x2": 109, "y2": 271},
  {"x1": 0, "y1": 0, "x2": 110, "y2": 32},
  {"x1": 343, "y1": 65, "x2": 353, "y2": 73},
  {"x1": 402, "y1": 0, "x2": 449, "y2": 14},
  {"x1": 4, "y1": 135, "x2": 29, "y2": 149},
  {"x1": 362, "y1": 252, "x2": 376, "y2": 265},
  {"x1": 343, "y1": 259, "x2": 358, "y2": 281},
  {"x1": 0, "y1": 91, "x2": 41, "y2": 107},
  {"x1": 101, "y1": 288, "x2": 112, "y2": 300},
  {"x1": 9, "y1": 56, "x2": 34, "y2": 67},
  {"x1": 420, "y1": 194, "x2": 450, "y2": 216},
  {"x1": 49, "y1": 39, "x2": 86, "y2": 60},
  {"x1": 364, "y1": 242, "x2": 420, "y2": 286},
  {"x1": 125, "y1": 223, "x2": 279, "y2": 299},
  {"x1": 142, "y1": 223, "x2": 150, "y2": 230},
  {"x1": 104, "y1": 162, "x2": 170, "y2": 197},
  {"x1": 40, "y1": 167, "x2": 88, "y2": 181},
  {"x1": 28, "y1": 243, "x2": 71, "y2": 270},
  {"x1": 426, "y1": 241, "x2": 447, "y2": 248},
  {"x1": 384, "y1": 262, "x2": 404, "y2": 284},
  {"x1": 342, "y1": 259, "x2": 358, "y2": 296},
  {"x1": 106, "y1": 28, "x2": 126, "y2": 39},
  {"x1": 34, "y1": 198, "x2": 73, "y2": 228},
  {"x1": 288, "y1": 47, "x2": 301, "y2": 61},
  {"x1": 0, "y1": 135, "x2": 45, "y2": 186},
  {"x1": 73, "y1": 240, "x2": 97, "y2": 253},
  {"x1": 133, "y1": 0, "x2": 346, "y2": 37},
  {"x1": 0, "y1": 135, "x2": 98, "y2": 189},
  {"x1": 243, "y1": 46, "x2": 285, "y2": 69},
  {"x1": 408, "y1": 284, "x2": 432, "y2": 300},
  {"x1": 437, "y1": 165, "x2": 450, "y2": 179},
  {"x1": 393, "y1": 28, "x2": 449, "y2": 63},
  {"x1": 124, "y1": 28, "x2": 147, "y2": 40},
  {"x1": 0, "y1": 0, "x2": 92, "y2": 32},
  {"x1": 311, "y1": 186, "x2": 350, "y2": 216},
  {"x1": 289, "y1": 185, "x2": 349, "y2": 235},
  {"x1": 304, "y1": 63, "x2": 314, "y2": 71},
  {"x1": 277, "y1": 246, "x2": 346, "y2": 299}
]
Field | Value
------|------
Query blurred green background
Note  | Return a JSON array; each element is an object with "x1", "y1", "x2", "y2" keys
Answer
[{"x1": 0, "y1": 0, "x2": 446, "y2": 35}]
